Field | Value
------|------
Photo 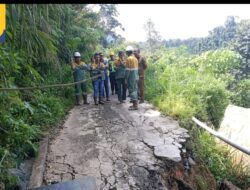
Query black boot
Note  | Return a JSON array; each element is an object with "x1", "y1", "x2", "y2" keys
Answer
[
  {"x1": 94, "y1": 97, "x2": 98, "y2": 105},
  {"x1": 75, "y1": 95, "x2": 80, "y2": 106},
  {"x1": 139, "y1": 99, "x2": 144, "y2": 104},
  {"x1": 83, "y1": 95, "x2": 89, "y2": 105},
  {"x1": 129, "y1": 100, "x2": 138, "y2": 110},
  {"x1": 99, "y1": 97, "x2": 104, "y2": 105}
]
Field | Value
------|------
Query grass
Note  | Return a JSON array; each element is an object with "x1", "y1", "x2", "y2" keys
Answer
[{"x1": 144, "y1": 47, "x2": 250, "y2": 189}]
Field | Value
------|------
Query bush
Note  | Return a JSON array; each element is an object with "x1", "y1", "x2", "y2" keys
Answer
[
  {"x1": 145, "y1": 56, "x2": 229, "y2": 126},
  {"x1": 232, "y1": 79, "x2": 250, "y2": 108},
  {"x1": 192, "y1": 130, "x2": 250, "y2": 189}
]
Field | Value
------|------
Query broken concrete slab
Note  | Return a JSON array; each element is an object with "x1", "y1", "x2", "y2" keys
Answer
[
  {"x1": 164, "y1": 137, "x2": 174, "y2": 145},
  {"x1": 142, "y1": 133, "x2": 165, "y2": 147},
  {"x1": 154, "y1": 144, "x2": 181, "y2": 162}
]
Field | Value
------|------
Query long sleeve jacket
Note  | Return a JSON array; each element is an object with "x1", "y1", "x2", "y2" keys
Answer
[
  {"x1": 114, "y1": 58, "x2": 126, "y2": 79},
  {"x1": 90, "y1": 62, "x2": 105, "y2": 81},
  {"x1": 125, "y1": 55, "x2": 139, "y2": 82},
  {"x1": 71, "y1": 61, "x2": 89, "y2": 82},
  {"x1": 138, "y1": 56, "x2": 148, "y2": 78}
]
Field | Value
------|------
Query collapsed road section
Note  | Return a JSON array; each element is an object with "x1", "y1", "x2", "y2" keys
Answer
[{"x1": 32, "y1": 95, "x2": 191, "y2": 190}]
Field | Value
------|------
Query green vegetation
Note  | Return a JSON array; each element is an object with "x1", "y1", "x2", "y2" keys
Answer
[
  {"x1": 0, "y1": 4, "x2": 122, "y2": 188},
  {"x1": 193, "y1": 131, "x2": 250, "y2": 188},
  {"x1": 145, "y1": 47, "x2": 239, "y2": 125},
  {"x1": 195, "y1": 175, "x2": 209, "y2": 190},
  {"x1": 144, "y1": 47, "x2": 250, "y2": 188},
  {"x1": 1, "y1": 4, "x2": 250, "y2": 189},
  {"x1": 141, "y1": 16, "x2": 250, "y2": 188}
]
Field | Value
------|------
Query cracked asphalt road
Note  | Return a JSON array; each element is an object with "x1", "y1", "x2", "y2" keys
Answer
[{"x1": 43, "y1": 95, "x2": 189, "y2": 190}]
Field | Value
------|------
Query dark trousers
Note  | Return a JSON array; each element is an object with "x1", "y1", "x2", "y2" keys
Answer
[
  {"x1": 109, "y1": 73, "x2": 117, "y2": 94},
  {"x1": 116, "y1": 78, "x2": 126, "y2": 101},
  {"x1": 138, "y1": 77, "x2": 145, "y2": 100},
  {"x1": 103, "y1": 76, "x2": 110, "y2": 98},
  {"x1": 75, "y1": 82, "x2": 87, "y2": 96}
]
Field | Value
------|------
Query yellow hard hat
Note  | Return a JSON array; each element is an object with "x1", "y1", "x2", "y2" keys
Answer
[{"x1": 110, "y1": 52, "x2": 115, "y2": 56}]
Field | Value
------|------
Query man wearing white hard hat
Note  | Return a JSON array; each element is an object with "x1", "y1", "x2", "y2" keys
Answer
[
  {"x1": 71, "y1": 52, "x2": 90, "y2": 105},
  {"x1": 125, "y1": 46, "x2": 139, "y2": 110}
]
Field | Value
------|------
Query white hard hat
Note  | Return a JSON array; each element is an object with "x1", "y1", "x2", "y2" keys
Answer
[
  {"x1": 126, "y1": 46, "x2": 134, "y2": 52},
  {"x1": 74, "y1": 52, "x2": 81, "y2": 57}
]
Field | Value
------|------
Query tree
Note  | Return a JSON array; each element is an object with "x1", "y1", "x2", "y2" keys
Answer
[
  {"x1": 163, "y1": 16, "x2": 240, "y2": 54},
  {"x1": 225, "y1": 16, "x2": 237, "y2": 41},
  {"x1": 144, "y1": 18, "x2": 162, "y2": 52},
  {"x1": 98, "y1": 4, "x2": 123, "y2": 48},
  {"x1": 0, "y1": 4, "x2": 117, "y2": 186}
]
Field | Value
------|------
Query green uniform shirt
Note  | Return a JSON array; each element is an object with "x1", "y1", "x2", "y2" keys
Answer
[
  {"x1": 115, "y1": 58, "x2": 126, "y2": 79},
  {"x1": 108, "y1": 59, "x2": 116, "y2": 73},
  {"x1": 71, "y1": 61, "x2": 89, "y2": 82}
]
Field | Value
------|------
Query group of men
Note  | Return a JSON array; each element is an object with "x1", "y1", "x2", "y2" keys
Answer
[{"x1": 71, "y1": 45, "x2": 147, "y2": 111}]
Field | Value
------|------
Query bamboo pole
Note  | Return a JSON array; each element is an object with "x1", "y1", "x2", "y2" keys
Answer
[
  {"x1": 0, "y1": 74, "x2": 102, "y2": 91},
  {"x1": 192, "y1": 117, "x2": 250, "y2": 156}
]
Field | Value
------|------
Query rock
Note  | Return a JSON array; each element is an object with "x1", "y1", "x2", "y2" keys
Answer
[
  {"x1": 8, "y1": 168, "x2": 26, "y2": 190},
  {"x1": 219, "y1": 179, "x2": 241, "y2": 190},
  {"x1": 154, "y1": 144, "x2": 181, "y2": 162},
  {"x1": 130, "y1": 166, "x2": 150, "y2": 187},
  {"x1": 107, "y1": 176, "x2": 115, "y2": 185},
  {"x1": 173, "y1": 142, "x2": 182, "y2": 148},
  {"x1": 115, "y1": 171, "x2": 124, "y2": 178},
  {"x1": 154, "y1": 125, "x2": 169, "y2": 134},
  {"x1": 143, "y1": 133, "x2": 164, "y2": 147},
  {"x1": 172, "y1": 128, "x2": 188, "y2": 135},
  {"x1": 181, "y1": 133, "x2": 190, "y2": 138},
  {"x1": 181, "y1": 148, "x2": 186, "y2": 153},
  {"x1": 188, "y1": 157, "x2": 196, "y2": 166},
  {"x1": 177, "y1": 138, "x2": 186, "y2": 143}
]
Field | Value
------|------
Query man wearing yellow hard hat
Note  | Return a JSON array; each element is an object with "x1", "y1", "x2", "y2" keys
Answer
[{"x1": 108, "y1": 51, "x2": 117, "y2": 95}]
